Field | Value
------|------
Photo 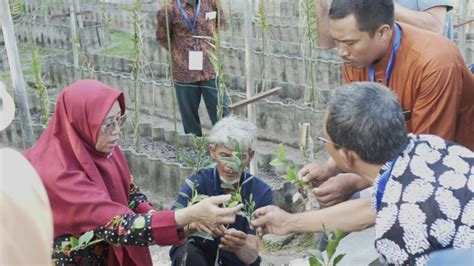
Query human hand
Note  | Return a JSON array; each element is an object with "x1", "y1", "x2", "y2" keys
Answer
[
  {"x1": 192, "y1": 194, "x2": 243, "y2": 227},
  {"x1": 250, "y1": 205, "x2": 292, "y2": 237},
  {"x1": 218, "y1": 228, "x2": 248, "y2": 252},
  {"x1": 188, "y1": 222, "x2": 225, "y2": 238},
  {"x1": 312, "y1": 173, "x2": 359, "y2": 207},
  {"x1": 297, "y1": 159, "x2": 340, "y2": 186}
]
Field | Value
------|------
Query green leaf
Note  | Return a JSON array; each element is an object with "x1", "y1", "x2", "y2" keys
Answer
[
  {"x1": 277, "y1": 144, "x2": 286, "y2": 159},
  {"x1": 286, "y1": 167, "x2": 298, "y2": 180},
  {"x1": 326, "y1": 238, "x2": 342, "y2": 260},
  {"x1": 269, "y1": 158, "x2": 285, "y2": 167},
  {"x1": 333, "y1": 254, "x2": 345, "y2": 265},
  {"x1": 70, "y1": 237, "x2": 78, "y2": 248},
  {"x1": 228, "y1": 201, "x2": 239, "y2": 208},
  {"x1": 78, "y1": 231, "x2": 94, "y2": 247},
  {"x1": 309, "y1": 256, "x2": 323, "y2": 266},
  {"x1": 233, "y1": 193, "x2": 242, "y2": 203},
  {"x1": 190, "y1": 231, "x2": 214, "y2": 241},
  {"x1": 132, "y1": 216, "x2": 146, "y2": 230},
  {"x1": 335, "y1": 229, "x2": 345, "y2": 241},
  {"x1": 219, "y1": 156, "x2": 241, "y2": 173},
  {"x1": 308, "y1": 248, "x2": 323, "y2": 261}
]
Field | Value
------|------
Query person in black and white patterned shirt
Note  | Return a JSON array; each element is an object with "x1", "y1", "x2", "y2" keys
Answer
[{"x1": 251, "y1": 82, "x2": 473, "y2": 265}]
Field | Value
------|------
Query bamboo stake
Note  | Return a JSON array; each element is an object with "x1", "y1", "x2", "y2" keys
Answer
[
  {"x1": 243, "y1": 0, "x2": 257, "y2": 175},
  {"x1": 229, "y1": 87, "x2": 282, "y2": 110},
  {"x1": 0, "y1": 0, "x2": 35, "y2": 148}
]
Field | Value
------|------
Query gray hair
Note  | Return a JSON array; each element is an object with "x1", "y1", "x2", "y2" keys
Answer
[
  {"x1": 208, "y1": 115, "x2": 256, "y2": 150},
  {"x1": 326, "y1": 82, "x2": 408, "y2": 164}
]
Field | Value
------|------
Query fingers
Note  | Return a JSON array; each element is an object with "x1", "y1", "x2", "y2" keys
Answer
[
  {"x1": 195, "y1": 223, "x2": 214, "y2": 236},
  {"x1": 217, "y1": 203, "x2": 244, "y2": 224},
  {"x1": 211, "y1": 225, "x2": 226, "y2": 237},
  {"x1": 253, "y1": 205, "x2": 276, "y2": 219},
  {"x1": 219, "y1": 229, "x2": 247, "y2": 251},
  {"x1": 208, "y1": 194, "x2": 232, "y2": 205}
]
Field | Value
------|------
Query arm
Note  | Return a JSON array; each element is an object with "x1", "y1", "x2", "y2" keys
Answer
[
  {"x1": 289, "y1": 198, "x2": 374, "y2": 233},
  {"x1": 315, "y1": 0, "x2": 336, "y2": 49},
  {"x1": 156, "y1": 5, "x2": 172, "y2": 49},
  {"x1": 95, "y1": 211, "x2": 184, "y2": 246},
  {"x1": 219, "y1": 229, "x2": 259, "y2": 265},
  {"x1": 252, "y1": 197, "x2": 375, "y2": 235},
  {"x1": 394, "y1": 4, "x2": 447, "y2": 34}
]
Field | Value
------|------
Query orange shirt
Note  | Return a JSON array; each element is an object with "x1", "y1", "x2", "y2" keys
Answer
[{"x1": 343, "y1": 23, "x2": 474, "y2": 150}]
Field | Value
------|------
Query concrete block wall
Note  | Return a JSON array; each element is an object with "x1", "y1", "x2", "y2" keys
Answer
[
  {"x1": 14, "y1": 18, "x2": 110, "y2": 52},
  {"x1": 43, "y1": 57, "x2": 326, "y2": 147}
]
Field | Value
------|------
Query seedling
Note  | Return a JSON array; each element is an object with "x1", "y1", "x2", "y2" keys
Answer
[
  {"x1": 270, "y1": 144, "x2": 312, "y2": 190},
  {"x1": 308, "y1": 225, "x2": 346, "y2": 266}
]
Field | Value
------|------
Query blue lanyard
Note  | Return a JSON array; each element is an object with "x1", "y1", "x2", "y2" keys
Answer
[
  {"x1": 176, "y1": 0, "x2": 202, "y2": 35},
  {"x1": 369, "y1": 24, "x2": 401, "y2": 86},
  {"x1": 375, "y1": 157, "x2": 398, "y2": 212}
]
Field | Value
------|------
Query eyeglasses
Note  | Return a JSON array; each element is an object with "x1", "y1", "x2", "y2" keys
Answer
[
  {"x1": 101, "y1": 114, "x2": 127, "y2": 135},
  {"x1": 316, "y1": 136, "x2": 340, "y2": 148}
]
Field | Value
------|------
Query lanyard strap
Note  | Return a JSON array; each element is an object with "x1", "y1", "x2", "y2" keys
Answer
[
  {"x1": 177, "y1": 0, "x2": 202, "y2": 35},
  {"x1": 375, "y1": 157, "x2": 399, "y2": 212},
  {"x1": 369, "y1": 24, "x2": 401, "y2": 86}
]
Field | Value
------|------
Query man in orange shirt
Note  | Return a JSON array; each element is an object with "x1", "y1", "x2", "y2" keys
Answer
[{"x1": 299, "y1": 0, "x2": 474, "y2": 207}]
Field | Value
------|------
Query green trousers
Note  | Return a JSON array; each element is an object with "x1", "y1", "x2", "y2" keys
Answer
[{"x1": 174, "y1": 79, "x2": 230, "y2": 136}]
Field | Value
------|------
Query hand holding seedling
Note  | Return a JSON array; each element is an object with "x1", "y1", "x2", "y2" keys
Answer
[
  {"x1": 188, "y1": 222, "x2": 226, "y2": 238},
  {"x1": 218, "y1": 228, "x2": 247, "y2": 252}
]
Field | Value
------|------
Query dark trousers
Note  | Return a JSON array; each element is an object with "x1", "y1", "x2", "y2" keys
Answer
[
  {"x1": 174, "y1": 79, "x2": 231, "y2": 136},
  {"x1": 173, "y1": 242, "x2": 217, "y2": 266}
]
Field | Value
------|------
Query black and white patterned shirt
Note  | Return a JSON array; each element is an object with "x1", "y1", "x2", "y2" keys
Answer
[{"x1": 372, "y1": 134, "x2": 474, "y2": 265}]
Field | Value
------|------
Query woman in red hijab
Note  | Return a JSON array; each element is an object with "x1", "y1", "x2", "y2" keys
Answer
[{"x1": 24, "y1": 80, "x2": 242, "y2": 265}]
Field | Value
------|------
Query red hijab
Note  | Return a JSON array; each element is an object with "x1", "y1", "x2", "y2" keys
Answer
[{"x1": 24, "y1": 80, "x2": 152, "y2": 265}]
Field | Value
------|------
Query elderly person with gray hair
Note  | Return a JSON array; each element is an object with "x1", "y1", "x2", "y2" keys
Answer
[
  {"x1": 170, "y1": 116, "x2": 272, "y2": 266},
  {"x1": 251, "y1": 82, "x2": 474, "y2": 265}
]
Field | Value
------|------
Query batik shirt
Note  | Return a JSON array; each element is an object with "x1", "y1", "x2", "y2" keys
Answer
[
  {"x1": 52, "y1": 183, "x2": 183, "y2": 265},
  {"x1": 373, "y1": 134, "x2": 474, "y2": 265}
]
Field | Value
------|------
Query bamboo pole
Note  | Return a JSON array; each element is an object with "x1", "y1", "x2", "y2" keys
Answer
[
  {"x1": 229, "y1": 87, "x2": 282, "y2": 110},
  {"x1": 69, "y1": 0, "x2": 79, "y2": 71},
  {"x1": 0, "y1": 0, "x2": 35, "y2": 148},
  {"x1": 243, "y1": 0, "x2": 257, "y2": 174}
]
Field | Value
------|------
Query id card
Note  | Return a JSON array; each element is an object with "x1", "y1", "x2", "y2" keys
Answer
[
  {"x1": 205, "y1": 11, "x2": 217, "y2": 20},
  {"x1": 189, "y1": 51, "x2": 203, "y2": 70}
]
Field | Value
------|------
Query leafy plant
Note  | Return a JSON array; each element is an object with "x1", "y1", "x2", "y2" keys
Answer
[
  {"x1": 163, "y1": 0, "x2": 182, "y2": 162},
  {"x1": 299, "y1": 0, "x2": 319, "y2": 106},
  {"x1": 31, "y1": 49, "x2": 50, "y2": 126},
  {"x1": 256, "y1": 2, "x2": 270, "y2": 93},
  {"x1": 180, "y1": 134, "x2": 212, "y2": 174},
  {"x1": 270, "y1": 144, "x2": 312, "y2": 189},
  {"x1": 175, "y1": 179, "x2": 212, "y2": 266},
  {"x1": 213, "y1": 139, "x2": 256, "y2": 265},
  {"x1": 124, "y1": 0, "x2": 144, "y2": 151},
  {"x1": 308, "y1": 225, "x2": 346, "y2": 266},
  {"x1": 53, "y1": 230, "x2": 103, "y2": 257}
]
